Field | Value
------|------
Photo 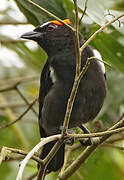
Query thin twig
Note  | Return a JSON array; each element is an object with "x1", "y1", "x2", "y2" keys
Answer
[
  {"x1": 59, "y1": 149, "x2": 71, "y2": 176},
  {"x1": 0, "y1": 147, "x2": 43, "y2": 164},
  {"x1": 61, "y1": 0, "x2": 90, "y2": 136},
  {"x1": 61, "y1": 0, "x2": 84, "y2": 135},
  {"x1": 73, "y1": 0, "x2": 81, "y2": 76},
  {"x1": 67, "y1": 123, "x2": 124, "y2": 139},
  {"x1": 0, "y1": 75, "x2": 39, "y2": 86},
  {"x1": 37, "y1": 139, "x2": 64, "y2": 180},
  {"x1": 0, "y1": 83, "x2": 18, "y2": 92},
  {"x1": 62, "y1": 56, "x2": 90, "y2": 136},
  {"x1": 0, "y1": 98, "x2": 37, "y2": 129},
  {"x1": 103, "y1": 143, "x2": 124, "y2": 151},
  {"x1": 80, "y1": 13, "x2": 124, "y2": 53},
  {"x1": 0, "y1": 94, "x2": 29, "y2": 148},
  {"x1": 79, "y1": 0, "x2": 88, "y2": 25},
  {"x1": 58, "y1": 114, "x2": 124, "y2": 180},
  {"x1": 0, "y1": 103, "x2": 25, "y2": 109},
  {"x1": 18, "y1": 0, "x2": 74, "y2": 31},
  {"x1": 0, "y1": 75, "x2": 39, "y2": 92},
  {"x1": 15, "y1": 87, "x2": 38, "y2": 117},
  {"x1": 106, "y1": 136, "x2": 124, "y2": 144}
]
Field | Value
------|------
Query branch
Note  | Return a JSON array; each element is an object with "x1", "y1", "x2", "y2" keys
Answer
[
  {"x1": 59, "y1": 149, "x2": 71, "y2": 176},
  {"x1": 106, "y1": 136, "x2": 124, "y2": 144},
  {"x1": 73, "y1": 0, "x2": 81, "y2": 76},
  {"x1": 0, "y1": 77, "x2": 38, "y2": 117},
  {"x1": 0, "y1": 103, "x2": 25, "y2": 109},
  {"x1": 80, "y1": 13, "x2": 124, "y2": 53},
  {"x1": 103, "y1": 143, "x2": 124, "y2": 151},
  {"x1": 0, "y1": 94, "x2": 29, "y2": 148},
  {"x1": 79, "y1": 0, "x2": 88, "y2": 25},
  {"x1": 16, "y1": 135, "x2": 61, "y2": 180},
  {"x1": 67, "y1": 120, "x2": 124, "y2": 139},
  {"x1": 62, "y1": 56, "x2": 90, "y2": 136},
  {"x1": 0, "y1": 146, "x2": 43, "y2": 164},
  {"x1": 19, "y1": 0, "x2": 75, "y2": 31},
  {"x1": 37, "y1": 138, "x2": 64, "y2": 180},
  {"x1": 15, "y1": 87, "x2": 38, "y2": 117},
  {"x1": 0, "y1": 75, "x2": 39, "y2": 92},
  {"x1": 0, "y1": 75, "x2": 39, "y2": 86},
  {"x1": 58, "y1": 114, "x2": 124, "y2": 180},
  {"x1": 0, "y1": 98, "x2": 37, "y2": 129}
]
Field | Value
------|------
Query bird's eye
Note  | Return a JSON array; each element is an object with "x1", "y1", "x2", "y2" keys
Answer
[{"x1": 47, "y1": 24, "x2": 57, "y2": 31}]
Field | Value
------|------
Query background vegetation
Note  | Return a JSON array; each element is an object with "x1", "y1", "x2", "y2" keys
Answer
[{"x1": 0, "y1": 0, "x2": 124, "y2": 179}]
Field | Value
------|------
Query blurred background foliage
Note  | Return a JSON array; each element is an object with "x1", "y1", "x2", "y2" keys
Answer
[{"x1": 0, "y1": 0, "x2": 124, "y2": 179}]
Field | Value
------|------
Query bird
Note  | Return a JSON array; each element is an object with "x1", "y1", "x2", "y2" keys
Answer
[{"x1": 21, "y1": 19, "x2": 106, "y2": 173}]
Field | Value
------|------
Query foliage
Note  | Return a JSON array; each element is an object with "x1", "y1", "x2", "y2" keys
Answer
[{"x1": 0, "y1": 0, "x2": 124, "y2": 180}]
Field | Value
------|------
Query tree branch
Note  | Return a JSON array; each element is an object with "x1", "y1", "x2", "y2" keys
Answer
[
  {"x1": 79, "y1": 0, "x2": 88, "y2": 25},
  {"x1": 0, "y1": 98, "x2": 37, "y2": 129},
  {"x1": 80, "y1": 13, "x2": 124, "y2": 53},
  {"x1": 58, "y1": 114, "x2": 124, "y2": 180},
  {"x1": 0, "y1": 146, "x2": 43, "y2": 164},
  {"x1": 73, "y1": 0, "x2": 81, "y2": 76},
  {"x1": 0, "y1": 94, "x2": 29, "y2": 148},
  {"x1": 20, "y1": 0, "x2": 75, "y2": 31},
  {"x1": 15, "y1": 86, "x2": 38, "y2": 117},
  {"x1": 0, "y1": 75, "x2": 39, "y2": 86},
  {"x1": 16, "y1": 135, "x2": 61, "y2": 180},
  {"x1": 0, "y1": 103, "x2": 25, "y2": 109},
  {"x1": 103, "y1": 143, "x2": 124, "y2": 151}
]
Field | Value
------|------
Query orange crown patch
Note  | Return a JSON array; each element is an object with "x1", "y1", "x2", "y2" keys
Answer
[{"x1": 50, "y1": 19, "x2": 71, "y2": 26}]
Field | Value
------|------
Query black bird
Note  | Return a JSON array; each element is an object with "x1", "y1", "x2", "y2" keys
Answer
[{"x1": 21, "y1": 19, "x2": 106, "y2": 172}]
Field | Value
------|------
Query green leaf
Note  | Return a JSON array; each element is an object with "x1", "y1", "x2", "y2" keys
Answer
[
  {"x1": 15, "y1": 0, "x2": 68, "y2": 26},
  {"x1": 76, "y1": 0, "x2": 106, "y2": 25}
]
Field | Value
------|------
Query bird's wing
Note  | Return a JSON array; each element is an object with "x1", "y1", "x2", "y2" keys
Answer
[{"x1": 38, "y1": 61, "x2": 53, "y2": 137}]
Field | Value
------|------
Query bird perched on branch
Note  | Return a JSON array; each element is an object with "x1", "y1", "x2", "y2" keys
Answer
[{"x1": 21, "y1": 19, "x2": 106, "y2": 173}]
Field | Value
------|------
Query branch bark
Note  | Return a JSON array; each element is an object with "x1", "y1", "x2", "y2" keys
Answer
[
  {"x1": 16, "y1": 135, "x2": 61, "y2": 180},
  {"x1": 58, "y1": 114, "x2": 124, "y2": 180},
  {"x1": 0, "y1": 98, "x2": 37, "y2": 129}
]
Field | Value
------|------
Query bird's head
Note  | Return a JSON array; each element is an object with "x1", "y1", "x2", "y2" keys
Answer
[{"x1": 21, "y1": 19, "x2": 74, "y2": 55}]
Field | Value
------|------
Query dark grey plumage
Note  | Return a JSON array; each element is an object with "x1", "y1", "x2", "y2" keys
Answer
[{"x1": 21, "y1": 20, "x2": 106, "y2": 172}]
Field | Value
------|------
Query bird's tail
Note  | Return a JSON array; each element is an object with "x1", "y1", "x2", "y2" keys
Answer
[{"x1": 39, "y1": 141, "x2": 65, "y2": 172}]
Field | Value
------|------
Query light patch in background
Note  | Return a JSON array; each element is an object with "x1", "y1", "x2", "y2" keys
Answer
[
  {"x1": 0, "y1": 25, "x2": 34, "y2": 40},
  {"x1": 8, "y1": 1, "x2": 26, "y2": 22},
  {"x1": 0, "y1": 0, "x2": 37, "y2": 68},
  {"x1": 0, "y1": 0, "x2": 8, "y2": 10},
  {"x1": 0, "y1": 46, "x2": 24, "y2": 68},
  {"x1": 0, "y1": 0, "x2": 26, "y2": 22},
  {"x1": 25, "y1": 41, "x2": 38, "y2": 51}
]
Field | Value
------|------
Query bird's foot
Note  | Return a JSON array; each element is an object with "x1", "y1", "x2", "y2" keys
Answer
[
  {"x1": 64, "y1": 129, "x2": 75, "y2": 145},
  {"x1": 60, "y1": 126, "x2": 74, "y2": 146},
  {"x1": 79, "y1": 124, "x2": 93, "y2": 146}
]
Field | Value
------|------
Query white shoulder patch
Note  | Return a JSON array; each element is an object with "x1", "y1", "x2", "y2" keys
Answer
[
  {"x1": 40, "y1": 22, "x2": 50, "y2": 28},
  {"x1": 49, "y1": 66, "x2": 57, "y2": 83},
  {"x1": 93, "y1": 49, "x2": 105, "y2": 74}
]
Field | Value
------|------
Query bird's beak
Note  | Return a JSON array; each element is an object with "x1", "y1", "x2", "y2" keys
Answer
[{"x1": 20, "y1": 31, "x2": 41, "y2": 41}]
